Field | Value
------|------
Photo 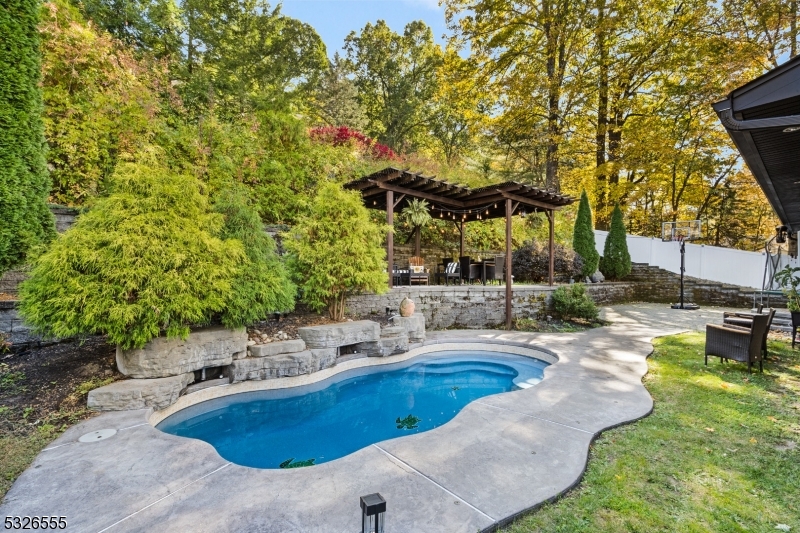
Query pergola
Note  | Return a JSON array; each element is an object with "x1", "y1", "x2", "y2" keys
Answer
[{"x1": 344, "y1": 167, "x2": 576, "y2": 328}]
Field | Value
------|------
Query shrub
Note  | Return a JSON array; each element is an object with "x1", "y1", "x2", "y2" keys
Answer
[
  {"x1": 18, "y1": 150, "x2": 243, "y2": 349},
  {"x1": 599, "y1": 204, "x2": 631, "y2": 280},
  {"x1": 213, "y1": 187, "x2": 296, "y2": 327},
  {"x1": 0, "y1": 0, "x2": 56, "y2": 274},
  {"x1": 309, "y1": 125, "x2": 398, "y2": 160},
  {"x1": 512, "y1": 240, "x2": 583, "y2": 283},
  {"x1": 572, "y1": 191, "x2": 599, "y2": 278},
  {"x1": 284, "y1": 182, "x2": 388, "y2": 320},
  {"x1": 550, "y1": 283, "x2": 599, "y2": 321}
]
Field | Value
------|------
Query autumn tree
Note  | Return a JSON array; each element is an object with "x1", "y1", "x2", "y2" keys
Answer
[{"x1": 345, "y1": 20, "x2": 443, "y2": 152}]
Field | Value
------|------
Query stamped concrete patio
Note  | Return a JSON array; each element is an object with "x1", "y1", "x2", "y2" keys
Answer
[{"x1": 0, "y1": 304, "x2": 736, "y2": 532}]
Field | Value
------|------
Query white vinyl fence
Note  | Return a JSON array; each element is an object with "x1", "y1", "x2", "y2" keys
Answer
[{"x1": 594, "y1": 230, "x2": 800, "y2": 289}]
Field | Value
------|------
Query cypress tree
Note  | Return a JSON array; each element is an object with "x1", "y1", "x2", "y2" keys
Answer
[
  {"x1": 599, "y1": 204, "x2": 632, "y2": 280},
  {"x1": 0, "y1": 0, "x2": 55, "y2": 274},
  {"x1": 572, "y1": 190, "x2": 599, "y2": 278}
]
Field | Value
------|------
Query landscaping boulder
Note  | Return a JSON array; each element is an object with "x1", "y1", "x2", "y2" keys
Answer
[
  {"x1": 87, "y1": 373, "x2": 194, "y2": 411},
  {"x1": 298, "y1": 320, "x2": 380, "y2": 349},
  {"x1": 228, "y1": 349, "x2": 336, "y2": 383},
  {"x1": 390, "y1": 313, "x2": 425, "y2": 342},
  {"x1": 116, "y1": 326, "x2": 247, "y2": 378},
  {"x1": 248, "y1": 339, "x2": 306, "y2": 358}
]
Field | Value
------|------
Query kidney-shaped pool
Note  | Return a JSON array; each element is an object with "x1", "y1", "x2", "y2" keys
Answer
[{"x1": 156, "y1": 350, "x2": 549, "y2": 469}]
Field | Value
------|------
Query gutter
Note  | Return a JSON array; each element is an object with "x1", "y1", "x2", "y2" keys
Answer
[{"x1": 716, "y1": 106, "x2": 800, "y2": 131}]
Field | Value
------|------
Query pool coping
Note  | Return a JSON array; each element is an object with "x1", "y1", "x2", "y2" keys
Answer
[{"x1": 1, "y1": 304, "x2": 728, "y2": 533}]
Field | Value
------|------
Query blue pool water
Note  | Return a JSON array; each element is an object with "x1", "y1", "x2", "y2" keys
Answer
[{"x1": 157, "y1": 351, "x2": 548, "y2": 469}]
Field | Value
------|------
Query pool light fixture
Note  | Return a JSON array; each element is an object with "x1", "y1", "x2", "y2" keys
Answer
[{"x1": 360, "y1": 493, "x2": 386, "y2": 533}]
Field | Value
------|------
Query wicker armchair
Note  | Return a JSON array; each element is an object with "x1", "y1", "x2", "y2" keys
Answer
[
  {"x1": 408, "y1": 256, "x2": 428, "y2": 285},
  {"x1": 705, "y1": 313, "x2": 769, "y2": 373},
  {"x1": 722, "y1": 307, "x2": 775, "y2": 360}
]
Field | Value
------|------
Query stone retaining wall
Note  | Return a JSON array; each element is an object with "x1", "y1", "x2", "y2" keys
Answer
[{"x1": 346, "y1": 283, "x2": 639, "y2": 330}]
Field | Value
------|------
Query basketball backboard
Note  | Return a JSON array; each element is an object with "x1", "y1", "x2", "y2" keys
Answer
[{"x1": 662, "y1": 220, "x2": 702, "y2": 242}]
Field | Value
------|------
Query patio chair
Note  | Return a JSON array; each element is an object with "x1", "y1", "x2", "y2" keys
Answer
[
  {"x1": 723, "y1": 307, "x2": 775, "y2": 360},
  {"x1": 440, "y1": 261, "x2": 460, "y2": 285},
  {"x1": 459, "y1": 256, "x2": 479, "y2": 284},
  {"x1": 705, "y1": 313, "x2": 769, "y2": 373},
  {"x1": 485, "y1": 255, "x2": 505, "y2": 285},
  {"x1": 408, "y1": 256, "x2": 428, "y2": 285}
]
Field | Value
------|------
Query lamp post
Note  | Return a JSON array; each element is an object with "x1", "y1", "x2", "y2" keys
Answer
[{"x1": 360, "y1": 493, "x2": 386, "y2": 533}]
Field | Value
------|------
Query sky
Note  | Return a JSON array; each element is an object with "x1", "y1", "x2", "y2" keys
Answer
[{"x1": 279, "y1": 0, "x2": 451, "y2": 57}]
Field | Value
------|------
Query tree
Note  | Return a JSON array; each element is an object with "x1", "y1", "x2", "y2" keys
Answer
[
  {"x1": 599, "y1": 204, "x2": 631, "y2": 279},
  {"x1": 40, "y1": 0, "x2": 169, "y2": 205},
  {"x1": 344, "y1": 20, "x2": 443, "y2": 152},
  {"x1": 179, "y1": 0, "x2": 327, "y2": 116},
  {"x1": 0, "y1": 0, "x2": 56, "y2": 275},
  {"x1": 313, "y1": 53, "x2": 368, "y2": 130},
  {"x1": 213, "y1": 186, "x2": 296, "y2": 328},
  {"x1": 573, "y1": 191, "x2": 599, "y2": 277},
  {"x1": 401, "y1": 199, "x2": 432, "y2": 256},
  {"x1": 18, "y1": 149, "x2": 242, "y2": 349},
  {"x1": 445, "y1": 0, "x2": 592, "y2": 190},
  {"x1": 284, "y1": 183, "x2": 387, "y2": 320}
]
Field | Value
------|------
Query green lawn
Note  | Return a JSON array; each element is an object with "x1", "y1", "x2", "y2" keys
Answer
[{"x1": 505, "y1": 333, "x2": 800, "y2": 533}]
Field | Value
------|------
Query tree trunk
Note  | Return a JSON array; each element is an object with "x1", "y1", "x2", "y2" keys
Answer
[
  {"x1": 792, "y1": 0, "x2": 798, "y2": 58},
  {"x1": 595, "y1": 0, "x2": 609, "y2": 229},
  {"x1": 414, "y1": 226, "x2": 421, "y2": 257},
  {"x1": 544, "y1": 0, "x2": 561, "y2": 191}
]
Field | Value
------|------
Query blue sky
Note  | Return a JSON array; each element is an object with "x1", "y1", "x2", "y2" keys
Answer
[{"x1": 279, "y1": 0, "x2": 451, "y2": 57}]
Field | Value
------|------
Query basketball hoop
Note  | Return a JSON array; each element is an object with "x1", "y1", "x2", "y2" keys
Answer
[{"x1": 661, "y1": 220, "x2": 702, "y2": 310}]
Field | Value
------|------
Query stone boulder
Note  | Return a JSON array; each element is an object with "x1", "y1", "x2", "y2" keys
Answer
[
  {"x1": 390, "y1": 313, "x2": 425, "y2": 343},
  {"x1": 87, "y1": 373, "x2": 194, "y2": 411},
  {"x1": 248, "y1": 339, "x2": 306, "y2": 358},
  {"x1": 590, "y1": 269, "x2": 605, "y2": 283},
  {"x1": 116, "y1": 326, "x2": 247, "y2": 378},
  {"x1": 229, "y1": 349, "x2": 337, "y2": 383},
  {"x1": 298, "y1": 320, "x2": 380, "y2": 349}
]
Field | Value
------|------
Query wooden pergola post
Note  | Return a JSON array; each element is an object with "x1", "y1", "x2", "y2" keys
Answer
[
  {"x1": 459, "y1": 220, "x2": 465, "y2": 258},
  {"x1": 387, "y1": 190, "x2": 394, "y2": 289},
  {"x1": 506, "y1": 199, "x2": 513, "y2": 330},
  {"x1": 548, "y1": 209, "x2": 555, "y2": 286}
]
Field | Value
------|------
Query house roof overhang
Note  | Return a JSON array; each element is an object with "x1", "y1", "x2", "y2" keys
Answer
[
  {"x1": 344, "y1": 168, "x2": 575, "y2": 222},
  {"x1": 713, "y1": 56, "x2": 800, "y2": 232}
]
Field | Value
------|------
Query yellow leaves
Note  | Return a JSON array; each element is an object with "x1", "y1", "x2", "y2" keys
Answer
[
  {"x1": 705, "y1": 427, "x2": 715, "y2": 432},
  {"x1": 750, "y1": 437, "x2": 758, "y2": 444}
]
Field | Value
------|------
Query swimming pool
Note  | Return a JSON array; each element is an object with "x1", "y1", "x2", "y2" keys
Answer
[{"x1": 156, "y1": 350, "x2": 549, "y2": 469}]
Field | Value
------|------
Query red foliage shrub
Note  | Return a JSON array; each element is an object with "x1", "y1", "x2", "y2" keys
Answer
[{"x1": 309, "y1": 126, "x2": 398, "y2": 160}]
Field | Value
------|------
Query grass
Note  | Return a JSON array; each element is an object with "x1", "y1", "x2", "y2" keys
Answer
[{"x1": 504, "y1": 333, "x2": 800, "y2": 532}]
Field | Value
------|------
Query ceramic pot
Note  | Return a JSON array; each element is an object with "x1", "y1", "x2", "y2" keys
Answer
[{"x1": 399, "y1": 297, "x2": 415, "y2": 317}]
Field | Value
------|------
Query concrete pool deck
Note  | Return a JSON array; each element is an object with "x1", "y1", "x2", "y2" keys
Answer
[{"x1": 1, "y1": 304, "x2": 736, "y2": 532}]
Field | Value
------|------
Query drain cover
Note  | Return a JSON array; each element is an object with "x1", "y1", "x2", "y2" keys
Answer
[{"x1": 78, "y1": 429, "x2": 117, "y2": 443}]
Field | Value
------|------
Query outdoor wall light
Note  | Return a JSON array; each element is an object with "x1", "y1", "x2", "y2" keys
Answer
[
  {"x1": 360, "y1": 493, "x2": 386, "y2": 533},
  {"x1": 776, "y1": 225, "x2": 788, "y2": 244}
]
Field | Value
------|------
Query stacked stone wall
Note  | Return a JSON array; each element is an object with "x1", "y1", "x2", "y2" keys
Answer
[{"x1": 346, "y1": 282, "x2": 639, "y2": 330}]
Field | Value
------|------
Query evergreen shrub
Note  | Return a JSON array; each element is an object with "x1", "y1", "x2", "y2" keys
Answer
[
  {"x1": 0, "y1": 0, "x2": 56, "y2": 274},
  {"x1": 285, "y1": 182, "x2": 388, "y2": 320},
  {"x1": 572, "y1": 191, "x2": 599, "y2": 278},
  {"x1": 512, "y1": 240, "x2": 583, "y2": 283},
  {"x1": 213, "y1": 187, "x2": 296, "y2": 328},
  {"x1": 18, "y1": 150, "x2": 243, "y2": 349},
  {"x1": 599, "y1": 204, "x2": 632, "y2": 280},
  {"x1": 550, "y1": 283, "x2": 599, "y2": 321}
]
